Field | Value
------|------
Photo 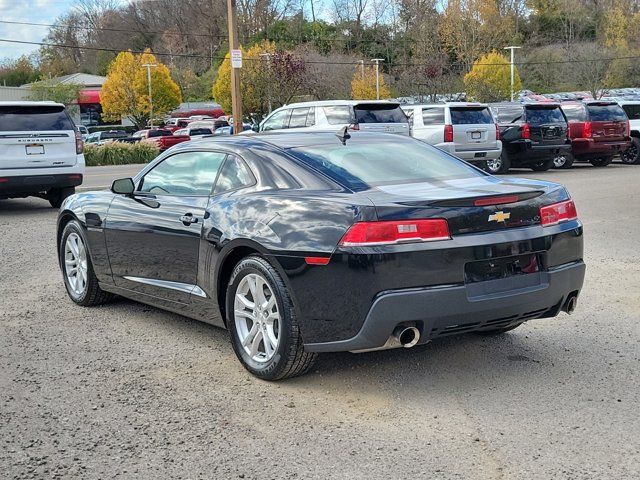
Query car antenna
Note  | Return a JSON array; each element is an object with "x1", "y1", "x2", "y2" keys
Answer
[{"x1": 335, "y1": 126, "x2": 351, "y2": 145}]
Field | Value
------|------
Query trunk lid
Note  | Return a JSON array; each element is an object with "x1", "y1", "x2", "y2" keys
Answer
[
  {"x1": 365, "y1": 176, "x2": 562, "y2": 236},
  {"x1": 525, "y1": 105, "x2": 568, "y2": 146},
  {"x1": 586, "y1": 103, "x2": 628, "y2": 142},
  {"x1": 449, "y1": 106, "x2": 498, "y2": 151}
]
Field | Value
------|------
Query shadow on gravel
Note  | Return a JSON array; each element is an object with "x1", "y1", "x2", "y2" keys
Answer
[{"x1": 0, "y1": 197, "x2": 54, "y2": 215}]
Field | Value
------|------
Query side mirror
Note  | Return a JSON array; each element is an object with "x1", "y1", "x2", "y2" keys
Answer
[
  {"x1": 252, "y1": 124, "x2": 260, "y2": 132},
  {"x1": 111, "y1": 177, "x2": 135, "y2": 195}
]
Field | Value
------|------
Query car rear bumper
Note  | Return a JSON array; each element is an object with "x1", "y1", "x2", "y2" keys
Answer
[
  {"x1": 305, "y1": 260, "x2": 585, "y2": 352},
  {"x1": 0, "y1": 172, "x2": 83, "y2": 198},
  {"x1": 508, "y1": 141, "x2": 571, "y2": 163},
  {"x1": 571, "y1": 139, "x2": 631, "y2": 158},
  {"x1": 435, "y1": 143, "x2": 502, "y2": 162}
]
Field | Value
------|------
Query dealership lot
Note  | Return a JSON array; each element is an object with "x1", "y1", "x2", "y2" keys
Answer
[{"x1": 1, "y1": 164, "x2": 639, "y2": 479}]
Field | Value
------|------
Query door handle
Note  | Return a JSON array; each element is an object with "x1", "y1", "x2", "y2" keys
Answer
[{"x1": 179, "y1": 213, "x2": 199, "y2": 225}]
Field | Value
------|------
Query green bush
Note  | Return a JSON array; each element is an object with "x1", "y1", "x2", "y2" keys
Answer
[{"x1": 84, "y1": 142, "x2": 159, "y2": 166}]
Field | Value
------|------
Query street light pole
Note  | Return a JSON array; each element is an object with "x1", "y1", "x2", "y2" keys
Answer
[
  {"x1": 142, "y1": 63, "x2": 157, "y2": 127},
  {"x1": 227, "y1": 0, "x2": 243, "y2": 134},
  {"x1": 503, "y1": 46, "x2": 521, "y2": 102},
  {"x1": 371, "y1": 58, "x2": 384, "y2": 100},
  {"x1": 358, "y1": 59, "x2": 364, "y2": 80}
]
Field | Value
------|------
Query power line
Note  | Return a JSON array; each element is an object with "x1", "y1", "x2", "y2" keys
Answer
[{"x1": 2, "y1": 38, "x2": 640, "y2": 69}]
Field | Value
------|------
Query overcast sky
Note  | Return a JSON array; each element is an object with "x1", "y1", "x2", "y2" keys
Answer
[{"x1": 0, "y1": 0, "x2": 79, "y2": 59}]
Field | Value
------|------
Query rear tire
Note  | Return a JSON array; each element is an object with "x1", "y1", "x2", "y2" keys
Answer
[
  {"x1": 476, "y1": 322, "x2": 523, "y2": 335},
  {"x1": 48, "y1": 187, "x2": 75, "y2": 208},
  {"x1": 226, "y1": 255, "x2": 317, "y2": 380},
  {"x1": 590, "y1": 157, "x2": 613, "y2": 167},
  {"x1": 59, "y1": 220, "x2": 113, "y2": 306},
  {"x1": 530, "y1": 158, "x2": 554, "y2": 172},
  {"x1": 621, "y1": 137, "x2": 640, "y2": 164},
  {"x1": 553, "y1": 153, "x2": 574, "y2": 169},
  {"x1": 486, "y1": 151, "x2": 510, "y2": 174}
]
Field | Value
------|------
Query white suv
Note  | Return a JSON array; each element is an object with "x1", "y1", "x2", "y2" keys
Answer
[
  {"x1": 618, "y1": 101, "x2": 640, "y2": 164},
  {"x1": 0, "y1": 101, "x2": 85, "y2": 207},
  {"x1": 258, "y1": 100, "x2": 410, "y2": 136},
  {"x1": 401, "y1": 102, "x2": 502, "y2": 169}
]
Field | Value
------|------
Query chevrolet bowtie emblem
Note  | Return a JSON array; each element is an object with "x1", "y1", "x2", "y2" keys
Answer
[{"x1": 488, "y1": 211, "x2": 511, "y2": 222}]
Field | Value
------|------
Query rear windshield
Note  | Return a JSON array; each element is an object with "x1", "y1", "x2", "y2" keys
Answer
[
  {"x1": 0, "y1": 105, "x2": 74, "y2": 132},
  {"x1": 148, "y1": 129, "x2": 172, "y2": 137},
  {"x1": 587, "y1": 104, "x2": 628, "y2": 121},
  {"x1": 450, "y1": 107, "x2": 493, "y2": 125},
  {"x1": 525, "y1": 107, "x2": 566, "y2": 125},
  {"x1": 493, "y1": 106, "x2": 524, "y2": 124},
  {"x1": 622, "y1": 104, "x2": 640, "y2": 120},
  {"x1": 354, "y1": 104, "x2": 407, "y2": 124},
  {"x1": 287, "y1": 139, "x2": 480, "y2": 190}
]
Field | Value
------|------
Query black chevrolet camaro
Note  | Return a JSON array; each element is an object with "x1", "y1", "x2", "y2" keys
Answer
[{"x1": 57, "y1": 132, "x2": 585, "y2": 380}]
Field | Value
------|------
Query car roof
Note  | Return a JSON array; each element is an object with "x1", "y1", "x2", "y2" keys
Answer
[
  {"x1": 0, "y1": 100, "x2": 65, "y2": 107},
  {"x1": 272, "y1": 99, "x2": 400, "y2": 110},
  {"x1": 616, "y1": 100, "x2": 640, "y2": 105},
  {"x1": 403, "y1": 102, "x2": 488, "y2": 108}
]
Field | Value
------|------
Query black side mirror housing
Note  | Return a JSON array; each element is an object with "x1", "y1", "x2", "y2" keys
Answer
[
  {"x1": 252, "y1": 124, "x2": 260, "y2": 132},
  {"x1": 111, "y1": 177, "x2": 135, "y2": 195}
]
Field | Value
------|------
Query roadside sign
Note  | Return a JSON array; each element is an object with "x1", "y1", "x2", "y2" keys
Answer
[{"x1": 231, "y1": 49, "x2": 242, "y2": 69}]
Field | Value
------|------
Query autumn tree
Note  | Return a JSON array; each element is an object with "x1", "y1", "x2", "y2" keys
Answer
[
  {"x1": 101, "y1": 50, "x2": 181, "y2": 128},
  {"x1": 464, "y1": 51, "x2": 520, "y2": 102},
  {"x1": 351, "y1": 65, "x2": 390, "y2": 100}
]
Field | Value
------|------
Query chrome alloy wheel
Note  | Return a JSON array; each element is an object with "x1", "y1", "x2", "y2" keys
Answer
[
  {"x1": 234, "y1": 273, "x2": 281, "y2": 363},
  {"x1": 553, "y1": 155, "x2": 567, "y2": 168},
  {"x1": 486, "y1": 157, "x2": 502, "y2": 173},
  {"x1": 64, "y1": 232, "x2": 88, "y2": 296}
]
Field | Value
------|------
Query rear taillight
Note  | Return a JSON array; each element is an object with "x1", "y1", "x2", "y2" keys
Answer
[
  {"x1": 339, "y1": 219, "x2": 450, "y2": 246},
  {"x1": 582, "y1": 121, "x2": 592, "y2": 138},
  {"x1": 444, "y1": 124, "x2": 453, "y2": 142},
  {"x1": 521, "y1": 123, "x2": 530, "y2": 139},
  {"x1": 495, "y1": 124, "x2": 500, "y2": 141},
  {"x1": 75, "y1": 131, "x2": 84, "y2": 154},
  {"x1": 539, "y1": 199, "x2": 578, "y2": 227},
  {"x1": 626, "y1": 120, "x2": 630, "y2": 136}
]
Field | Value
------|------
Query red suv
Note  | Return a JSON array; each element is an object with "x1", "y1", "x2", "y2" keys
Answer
[{"x1": 561, "y1": 101, "x2": 631, "y2": 167}]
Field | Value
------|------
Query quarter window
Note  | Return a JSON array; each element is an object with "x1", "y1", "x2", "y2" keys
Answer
[
  {"x1": 422, "y1": 107, "x2": 445, "y2": 125},
  {"x1": 138, "y1": 151, "x2": 226, "y2": 196},
  {"x1": 323, "y1": 106, "x2": 353, "y2": 125},
  {"x1": 213, "y1": 155, "x2": 255, "y2": 194}
]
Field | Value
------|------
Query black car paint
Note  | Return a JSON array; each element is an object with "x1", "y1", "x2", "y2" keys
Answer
[{"x1": 57, "y1": 133, "x2": 584, "y2": 351}]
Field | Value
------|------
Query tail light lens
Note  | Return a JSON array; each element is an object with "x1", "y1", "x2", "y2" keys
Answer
[
  {"x1": 521, "y1": 123, "x2": 530, "y2": 139},
  {"x1": 582, "y1": 121, "x2": 592, "y2": 138},
  {"x1": 539, "y1": 199, "x2": 578, "y2": 227},
  {"x1": 339, "y1": 219, "x2": 450, "y2": 246},
  {"x1": 75, "y1": 131, "x2": 84, "y2": 154},
  {"x1": 444, "y1": 124, "x2": 453, "y2": 142},
  {"x1": 495, "y1": 124, "x2": 500, "y2": 141}
]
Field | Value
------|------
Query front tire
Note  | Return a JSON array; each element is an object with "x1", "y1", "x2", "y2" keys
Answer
[
  {"x1": 48, "y1": 187, "x2": 75, "y2": 208},
  {"x1": 59, "y1": 220, "x2": 113, "y2": 306},
  {"x1": 621, "y1": 137, "x2": 640, "y2": 164},
  {"x1": 590, "y1": 157, "x2": 613, "y2": 167},
  {"x1": 226, "y1": 255, "x2": 317, "y2": 380}
]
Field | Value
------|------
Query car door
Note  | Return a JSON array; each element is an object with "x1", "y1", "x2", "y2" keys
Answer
[{"x1": 104, "y1": 150, "x2": 227, "y2": 303}]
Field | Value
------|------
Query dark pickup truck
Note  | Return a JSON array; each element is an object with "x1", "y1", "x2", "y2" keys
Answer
[
  {"x1": 488, "y1": 103, "x2": 571, "y2": 173},
  {"x1": 121, "y1": 129, "x2": 190, "y2": 152},
  {"x1": 561, "y1": 101, "x2": 631, "y2": 167}
]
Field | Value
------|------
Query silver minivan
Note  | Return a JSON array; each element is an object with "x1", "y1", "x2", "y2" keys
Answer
[
  {"x1": 402, "y1": 103, "x2": 501, "y2": 168},
  {"x1": 258, "y1": 100, "x2": 410, "y2": 136}
]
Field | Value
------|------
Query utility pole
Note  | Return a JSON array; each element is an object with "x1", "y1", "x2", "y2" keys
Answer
[
  {"x1": 227, "y1": 0, "x2": 243, "y2": 134},
  {"x1": 358, "y1": 59, "x2": 364, "y2": 80},
  {"x1": 503, "y1": 46, "x2": 521, "y2": 102},
  {"x1": 142, "y1": 63, "x2": 157, "y2": 127},
  {"x1": 371, "y1": 58, "x2": 384, "y2": 100}
]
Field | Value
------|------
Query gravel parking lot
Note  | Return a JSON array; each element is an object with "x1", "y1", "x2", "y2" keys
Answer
[{"x1": 1, "y1": 163, "x2": 639, "y2": 479}]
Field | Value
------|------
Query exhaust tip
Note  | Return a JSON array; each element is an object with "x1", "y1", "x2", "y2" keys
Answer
[
  {"x1": 394, "y1": 326, "x2": 420, "y2": 348},
  {"x1": 564, "y1": 295, "x2": 578, "y2": 314}
]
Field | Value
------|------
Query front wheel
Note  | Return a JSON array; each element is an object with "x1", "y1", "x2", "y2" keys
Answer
[
  {"x1": 621, "y1": 137, "x2": 640, "y2": 164},
  {"x1": 226, "y1": 255, "x2": 317, "y2": 380},
  {"x1": 486, "y1": 151, "x2": 510, "y2": 174},
  {"x1": 590, "y1": 157, "x2": 613, "y2": 167}
]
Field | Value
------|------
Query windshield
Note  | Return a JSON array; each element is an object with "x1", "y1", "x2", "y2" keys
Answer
[
  {"x1": 354, "y1": 104, "x2": 407, "y2": 124},
  {"x1": 587, "y1": 104, "x2": 628, "y2": 121},
  {"x1": 0, "y1": 105, "x2": 74, "y2": 132},
  {"x1": 526, "y1": 107, "x2": 566, "y2": 125},
  {"x1": 450, "y1": 107, "x2": 493, "y2": 125},
  {"x1": 148, "y1": 129, "x2": 171, "y2": 137},
  {"x1": 287, "y1": 138, "x2": 481, "y2": 190}
]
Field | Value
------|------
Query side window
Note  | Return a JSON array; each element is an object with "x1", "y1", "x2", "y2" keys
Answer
[
  {"x1": 306, "y1": 107, "x2": 316, "y2": 126},
  {"x1": 422, "y1": 108, "x2": 445, "y2": 125},
  {"x1": 323, "y1": 105, "x2": 353, "y2": 125},
  {"x1": 289, "y1": 107, "x2": 310, "y2": 129},
  {"x1": 213, "y1": 155, "x2": 255, "y2": 194},
  {"x1": 139, "y1": 151, "x2": 226, "y2": 196},
  {"x1": 262, "y1": 109, "x2": 291, "y2": 131}
]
